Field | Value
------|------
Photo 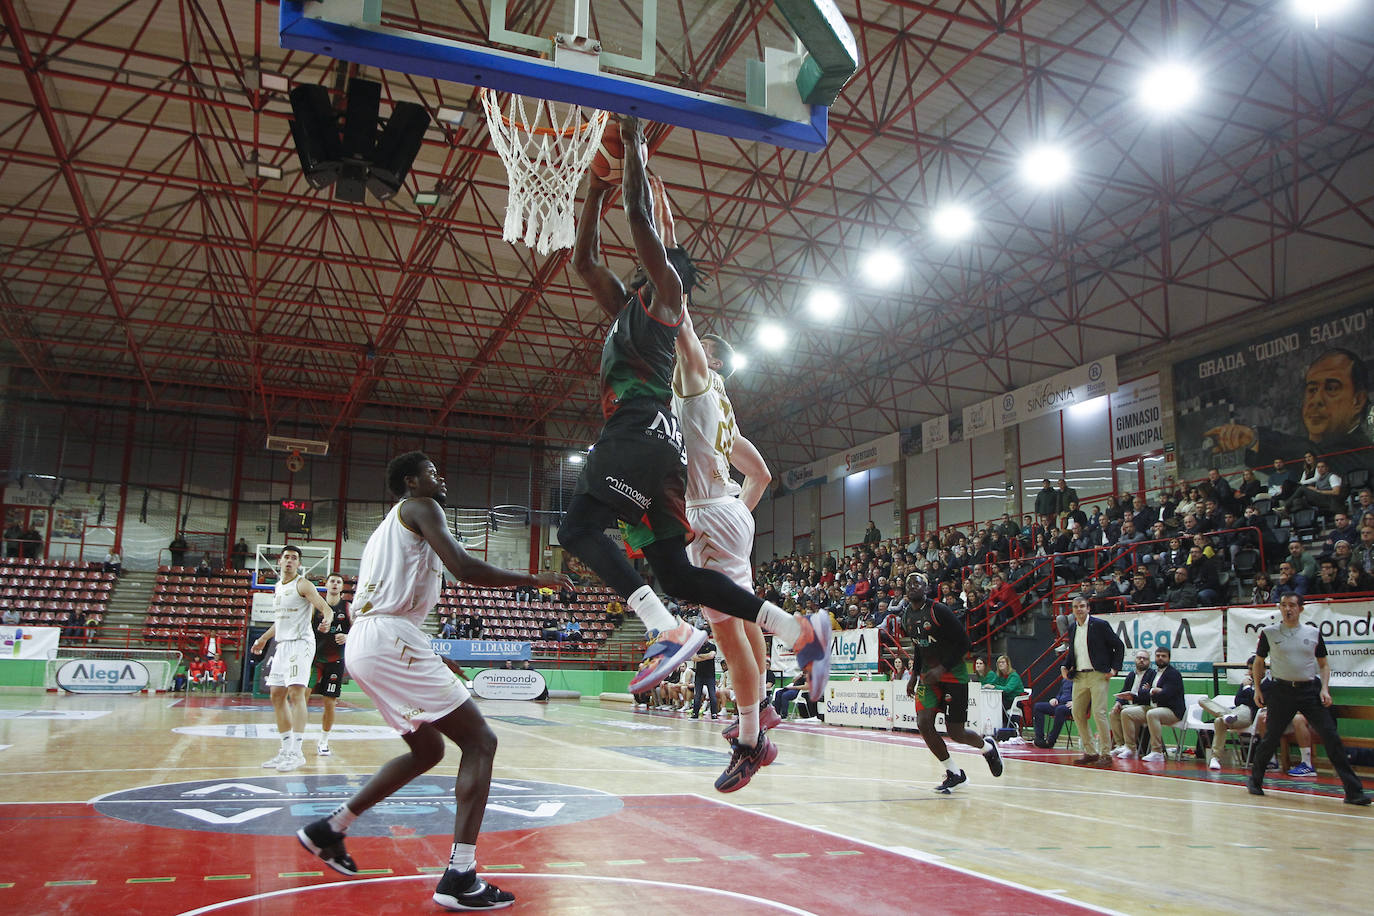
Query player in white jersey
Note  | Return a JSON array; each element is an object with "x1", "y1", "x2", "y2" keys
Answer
[
  {"x1": 250, "y1": 545, "x2": 334, "y2": 772},
  {"x1": 296, "y1": 451, "x2": 572, "y2": 912},
  {"x1": 672, "y1": 311, "x2": 777, "y2": 792}
]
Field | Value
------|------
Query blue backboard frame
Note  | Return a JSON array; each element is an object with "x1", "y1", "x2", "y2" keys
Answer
[{"x1": 279, "y1": 1, "x2": 829, "y2": 152}]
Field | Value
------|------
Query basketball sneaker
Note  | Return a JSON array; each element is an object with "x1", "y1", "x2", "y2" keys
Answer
[
  {"x1": 296, "y1": 819, "x2": 359, "y2": 876},
  {"x1": 793, "y1": 610, "x2": 832, "y2": 699},
  {"x1": 1287, "y1": 762, "x2": 1317, "y2": 777},
  {"x1": 276, "y1": 752, "x2": 306, "y2": 772},
  {"x1": 714, "y1": 734, "x2": 778, "y2": 793},
  {"x1": 934, "y1": 769, "x2": 967, "y2": 794},
  {"x1": 721, "y1": 704, "x2": 783, "y2": 741},
  {"x1": 262, "y1": 749, "x2": 288, "y2": 768},
  {"x1": 433, "y1": 867, "x2": 515, "y2": 911},
  {"x1": 982, "y1": 737, "x2": 1004, "y2": 777},
  {"x1": 627, "y1": 620, "x2": 707, "y2": 694},
  {"x1": 317, "y1": 739, "x2": 332, "y2": 757}
]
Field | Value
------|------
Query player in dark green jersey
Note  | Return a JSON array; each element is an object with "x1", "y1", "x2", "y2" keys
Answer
[{"x1": 559, "y1": 114, "x2": 831, "y2": 708}]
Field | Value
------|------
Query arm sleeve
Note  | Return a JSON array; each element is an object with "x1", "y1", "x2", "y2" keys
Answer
[
  {"x1": 1255, "y1": 630, "x2": 1270, "y2": 658},
  {"x1": 1314, "y1": 631, "x2": 1327, "y2": 659}
]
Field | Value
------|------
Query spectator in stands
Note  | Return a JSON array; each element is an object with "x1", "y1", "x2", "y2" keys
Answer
[
  {"x1": 1287, "y1": 539, "x2": 1318, "y2": 580},
  {"x1": 1250, "y1": 572, "x2": 1274, "y2": 604},
  {"x1": 1090, "y1": 578, "x2": 1120, "y2": 614},
  {"x1": 985, "y1": 655, "x2": 1024, "y2": 723},
  {"x1": 1287, "y1": 458, "x2": 1344, "y2": 517},
  {"x1": 1056, "y1": 478, "x2": 1079, "y2": 519},
  {"x1": 1, "y1": 606, "x2": 19, "y2": 625},
  {"x1": 439, "y1": 616, "x2": 459, "y2": 640},
  {"x1": 1035, "y1": 479, "x2": 1058, "y2": 528},
  {"x1": 1164, "y1": 566, "x2": 1200, "y2": 609},
  {"x1": 196, "y1": 557, "x2": 213, "y2": 576},
  {"x1": 1110, "y1": 518, "x2": 1145, "y2": 571},
  {"x1": 1186, "y1": 545, "x2": 1223, "y2": 605},
  {"x1": 605, "y1": 598, "x2": 624, "y2": 627},
  {"x1": 1312, "y1": 558, "x2": 1346, "y2": 596},
  {"x1": 20, "y1": 524, "x2": 41, "y2": 559},
  {"x1": 1205, "y1": 468, "x2": 1237, "y2": 513},
  {"x1": 1109, "y1": 649, "x2": 1155, "y2": 757},
  {"x1": 103, "y1": 547, "x2": 122, "y2": 575},
  {"x1": 1201, "y1": 661, "x2": 1260, "y2": 770},
  {"x1": 1124, "y1": 647, "x2": 1185, "y2": 763},
  {"x1": 1176, "y1": 488, "x2": 1201, "y2": 520},
  {"x1": 1064, "y1": 595, "x2": 1125, "y2": 765},
  {"x1": 1234, "y1": 468, "x2": 1262, "y2": 507},
  {"x1": 169, "y1": 533, "x2": 189, "y2": 567},
  {"x1": 1354, "y1": 487, "x2": 1374, "y2": 524},
  {"x1": 231, "y1": 538, "x2": 249, "y2": 570},
  {"x1": 1345, "y1": 564, "x2": 1374, "y2": 593},
  {"x1": 1332, "y1": 538, "x2": 1355, "y2": 573},
  {"x1": 1272, "y1": 561, "x2": 1309, "y2": 600},
  {"x1": 863, "y1": 520, "x2": 881, "y2": 546},
  {"x1": 1128, "y1": 571, "x2": 1161, "y2": 607},
  {"x1": 771, "y1": 670, "x2": 808, "y2": 719},
  {"x1": 2, "y1": 521, "x2": 21, "y2": 558},
  {"x1": 1265, "y1": 458, "x2": 1298, "y2": 502},
  {"x1": 1031, "y1": 667, "x2": 1075, "y2": 748},
  {"x1": 61, "y1": 605, "x2": 83, "y2": 638},
  {"x1": 1352, "y1": 524, "x2": 1374, "y2": 573},
  {"x1": 467, "y1": 612, "x2": 484, "y2": 639},
  {"x1": 690, "y1": 640, "x2": 719, "y2": 719},
  {"x1": 1325, "y1": 513, "x2": 1359, "y2": 553}
]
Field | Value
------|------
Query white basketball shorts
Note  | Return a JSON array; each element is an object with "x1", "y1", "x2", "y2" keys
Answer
[
  {"x1": 686, "y1": 496, "x2": 756, "y2": 624},
  {"x1": 345, "y1": 614, "x2": 471, "y2": 734},
  {"x1": 265, "y1": 638, "x2": 315, "y2": 688}
]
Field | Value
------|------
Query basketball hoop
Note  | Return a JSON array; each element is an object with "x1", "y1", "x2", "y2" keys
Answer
[{"x1": 479, "y1": 88, "x2": 608, "y2": 255}]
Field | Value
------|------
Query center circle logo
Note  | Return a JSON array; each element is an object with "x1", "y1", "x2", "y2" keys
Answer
[{"x1": 94, "y1": 775, "x2": 622, "y2": 836}]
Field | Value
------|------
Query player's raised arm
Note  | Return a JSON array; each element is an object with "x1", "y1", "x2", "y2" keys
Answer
[
  {"x1": 400, "y1": 496, "x2": 572, "y2": 593},
  {"x1": 572, "y1": 173, "x2": 628, "y2": 317},
  {"x1": 618, "y1": 115, "x2": 681, "y2": 325},
  {"x1": 673, "y1": 307, "x2": 710, "y2": 396}
]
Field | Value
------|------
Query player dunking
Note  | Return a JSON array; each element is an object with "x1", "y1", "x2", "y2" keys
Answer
[
  {"x1": 310, "y1": 573, "x2": 351, "y2": 756},
  {"x1": 560, "y1": 113, "x2": 831, "y2": 703},
  {"x1": 296, "y1": 451, "x2": 572, "y2": 910},
  {"x1": 252, "y1": 546, "x2": 335, "y2": 773},
  {"x1": 672, "y1": 307, "x2": 779, "y2": 790},
  {"x1": 902, "y1": 572, "x2": 1004, "y2": 792}
]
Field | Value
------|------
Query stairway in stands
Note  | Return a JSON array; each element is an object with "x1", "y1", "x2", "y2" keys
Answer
[
  {"x1": 595, "y1": 615, "x2": 645, "y2": 667},
  {"x1": 93, "y1": 571, "x2": 156, "y2": 646}
]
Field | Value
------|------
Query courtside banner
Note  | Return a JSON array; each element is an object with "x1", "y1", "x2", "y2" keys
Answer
[
  {"x1": 0, "y1": 625, "x2": 60, "y2": 660},
  {"x1": 431, "y1": 639, "x2": 531, "y2": 662},
  {"x1": 1226, "y1": 602, "x2": 1374, "y2": 687},
  {"x1": 56, "y1": 659, "x2": 149, "y2": 694},
  {"x1": 829, "y1": 627, "x2": 879, "y2": 673},
  {"x1": 891, "y1": 686, "x2": 999, "y2": 736},
  {"x1": 824, "y1": 680, "x2": 894, "y2": 728},
  {"x1": 472, "y1": 668, "x2": 546, "y2": 700},
  {"x1": 1098, "y1": 609, "x2": 1223, "y2": 673}
]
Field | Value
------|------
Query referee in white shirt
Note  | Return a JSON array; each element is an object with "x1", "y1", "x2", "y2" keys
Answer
[{"x1": 1247, "y1": 593, "x2": 1370, "y2": 805}]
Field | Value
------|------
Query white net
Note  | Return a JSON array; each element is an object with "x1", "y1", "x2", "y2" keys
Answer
[
  {"x1": 480, "y1": 88, "x2": 609, "y2": 255},
  {"x1": 45, "y1": 647, "x2": 183, "y2": 692}
]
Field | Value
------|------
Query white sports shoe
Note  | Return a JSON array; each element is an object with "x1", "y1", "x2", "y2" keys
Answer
[
  {"x1": 262, "y1": 750, "x2": 288, "y2": 768},
  {"x1": 317, "y1": 741, "x2": 332, "y2": 756},
  {"x1": 1117, "y1": 748, "x2": 1136, "y2": 759},
  {"x1": 276, "y1": 752, "x2": 306, "y2": 772},
  {"x1": 1141, "y1": 751, "x2": 1166, "y2": 763},
  {"x1": 1109, "y1": 745, "x2": 1129, "y2": 758},
  {"x1": 1208, "y1": 756, "x2": 1222, "y2": 771}
]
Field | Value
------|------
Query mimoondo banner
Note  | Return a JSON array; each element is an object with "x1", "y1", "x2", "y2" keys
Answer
[
  {"x1": 1173, "y1": 300, "x2": 1374, "y2": 481},
  {"x1": 1226, "y1": 601, "x2": 1374, "y2": 687}
]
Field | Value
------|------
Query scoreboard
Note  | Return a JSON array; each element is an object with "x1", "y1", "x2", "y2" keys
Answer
[{"x1": 279, "y1": 499, "x2": 313, "y2": 534}]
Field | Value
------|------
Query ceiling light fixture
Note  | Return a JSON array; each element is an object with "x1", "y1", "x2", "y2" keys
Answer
[
  {"x1": 1139, "y1": 62, "x2": 1200, "y2": 114},
  {"x1": 930, "y1": 204, "x2": 975, "y2": 241},
  {"x1": 861, "y1": 249, "x2": 903, "y2": 285},
  {"x1": 757, "y1": 323, "x2": 787, "y2": 351},
  {"x1": 1020, "y1": 144, "x2": 1072, "y2": 189},
  {"x1": 807, "y1": 287, "x2": 843, "y2": 319}
]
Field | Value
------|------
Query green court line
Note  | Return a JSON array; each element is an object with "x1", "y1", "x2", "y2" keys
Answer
[
  {"x1": 1084, "y1": 845, "x2": 1112, "y2": 849},
  {"x1": 1136, "y1": 845, "x2": 1162, "y2": 848},
  {"x1": 485, "y1": 865, "x2": 524, "y2": 871},
  {"x1": 606, "y1": 859, "x2": 646, "y2": 866},
  {"x1": 356, "y1": 869, "x2": 393, "y2": 876},
  {"x1": 45, "y1": 880, "x2": 97, "y2": 887},
  {"x1": 204, "y1": 875, "x2": 251, "y2": 881},
  {"x1": 719, "y1": 854, "x2": 757, "y2": 861},
  {"x1": 825, "y1": 850, "x2": 863, "y2": 856},
  {"x1": 278, "y1": 871, "x2": 323, "y2": 878},
  {"x1": 1036, "y1": 846, "x2": 1062, "y2": 850},
  {"x1": 127, "y1": 877, "x2": 176, "y2": 884},
  {"x1": 0, "y1": 883, "x2": 13, "y2": 888},
  {"x1": 1186, "y1": 845, "x2": 1213, "y2": 849},
  {"x1": 773, "y1": 852, "x2": 810, "y2": 859},
  {"x1": 417, "y1": 866, "x2": 446, "y2": 874},
  {"x1": 546, "y1": 862, "x2": 585, "y2": 869},
  {"x1": 664, "y1": 857, "x2": 702, "y2": 863}
]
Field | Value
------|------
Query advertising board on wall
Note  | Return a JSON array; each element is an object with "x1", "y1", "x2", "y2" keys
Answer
[
  {"x1": 1226, "y1": 601, "x2": 1374, "y2": 687},
  {"x1": 472, "y1": 668, "x2": 547, "y2": 700},
  {"x1": 829, "y1": 627, "x2": 880, "y2": 673},
  {"x1": 0, "y1": 626, "x2": 60, "y2": 660},
  {"x1": 1109, "y1": 374, "x2": 1164, "y2": 459},
  {"x1": 823, "y1": 680, "x2": 894, "y2": 728},
  {"x1": 56, "y1": 659, "x2": 150, "y2": 694},
  {"x1": 1097, "y1": 608, "x2": 1224, "y2": 673},
  {"x1": 430, "y1": 639, "x2": 532, "y2": 662}
]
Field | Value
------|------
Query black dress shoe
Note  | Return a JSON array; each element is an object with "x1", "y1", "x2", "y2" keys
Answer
[
  {"x1": 1246, "y1": 780, "x2": 1265, "y2": 797},
  {"x1": 1344, "y1": 794, "x2": 1372, "y2": 806}
]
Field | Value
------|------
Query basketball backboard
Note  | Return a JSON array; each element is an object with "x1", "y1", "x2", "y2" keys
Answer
[{"x1": 279, "y1": 0, "x2": 857, "y2": 151}]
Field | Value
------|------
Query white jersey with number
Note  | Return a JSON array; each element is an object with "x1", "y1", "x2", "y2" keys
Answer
[
  {"x1": 353, "y1": 499, "x2": 442, "y2": 627},
  {"x1": 273, "y1": 575, "x2": 315, "y2": 642},
  {"x1": 673, "y1": 370, "x2": 742, "y2": 503}
]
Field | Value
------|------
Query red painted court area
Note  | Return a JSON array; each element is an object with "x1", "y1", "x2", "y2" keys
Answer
[{"x1": 0, "y1": 794, "x2": 1099, "y2": 915}]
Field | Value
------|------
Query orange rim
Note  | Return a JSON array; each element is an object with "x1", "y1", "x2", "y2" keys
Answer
[{"x1": 479, "y1": 87, "x2": 606, "y2": 138}]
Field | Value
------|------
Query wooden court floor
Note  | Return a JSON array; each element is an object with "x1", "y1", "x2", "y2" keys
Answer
[{"x1": 0, "y1": 687, "x2": 1367, "y2": 915}]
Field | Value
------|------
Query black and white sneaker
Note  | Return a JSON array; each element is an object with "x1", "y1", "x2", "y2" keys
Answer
[
  {"x1": 934, "y1": 769, "x2": 967, "y2": 794},
  {"x1": 296, "y1": 819, "x2": 358, "y2": 876},
  {"x1": 433, "y1": 868, "x2": 515, "y2": 911},
  {"x1": 983, "y1": 738, "x2": 1004, "y2": 777}
]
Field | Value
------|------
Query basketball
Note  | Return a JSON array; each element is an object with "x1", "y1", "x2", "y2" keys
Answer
[{"x1": 590, "y1": 121, "x2": 648, "y2": 185}]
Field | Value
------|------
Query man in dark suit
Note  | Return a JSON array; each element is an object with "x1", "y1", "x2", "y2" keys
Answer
[
  {"x1": 1064, "y1": 595, "x2": 1125, "y2": 765},
  {"x1": 1108, "y1": 649, "x2": 1154, "y2": 757},
  {"x1": 1122, "y1": 647, "x2": 1186, "y2": 763}
]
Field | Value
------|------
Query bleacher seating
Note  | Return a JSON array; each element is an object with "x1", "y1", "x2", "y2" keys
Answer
[
  {"x1": 0, "y1": 558, "x2": 113, "y2": 635},
  {"x1": 142, "y1": 566, "x2": 252, "y2": 649},
  {"x1": 434, "y1": 583, "x2": 620, "y2": 653}
]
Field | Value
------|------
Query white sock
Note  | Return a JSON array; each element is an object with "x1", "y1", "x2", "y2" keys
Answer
[
  {"x1": 449, "y1": 842, "x2": 477, "y2": 874},
  {"x1": 758, "y1": 672, "x2": 768, "y2": 700},
  {"x1": 739, "y1": 704, "x2": 760, "y2": 747},
  {"x1": 755, "y1": 602, "x2": 801, "y2": 647},
  {"x1": 289, "y1": 732, "x2": 305, "y2": 754},
  {"x1": 628, "y1": 584, "x2": 676, "y2": 633},
  {"x1": 278, "y1": 732, "x2": 291, "y2": 753},
  {"x1": 1300, "y1": 747, "x2": 1312, "y2": 766},
  {"x1": 320, "y1": 728, "x2": 331, "y2": 744},
  {"x1": 941, "y1": 758, "x2": 960, "y2": 775},
  {"x1": 983, "y1": 737, "x2": 995, "y2": 753},
  {"x1": 327, "y1": 803, "x2": 357, "y2": 834}
]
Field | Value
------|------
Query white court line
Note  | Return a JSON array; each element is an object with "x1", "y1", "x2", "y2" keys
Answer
[
  {"x1": 174, "y1": 872, "x2": 817, "y2": 916},
  {"x1": 697, "y1": 793, "x2": 1129, "y2": 916}
]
